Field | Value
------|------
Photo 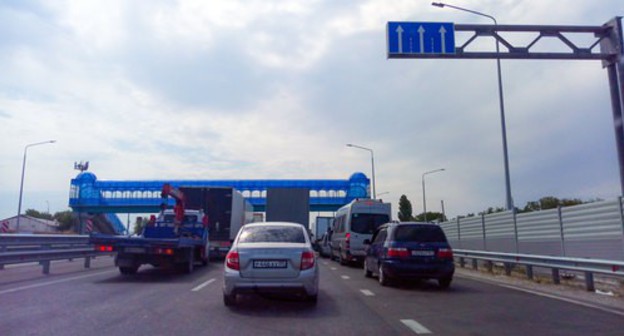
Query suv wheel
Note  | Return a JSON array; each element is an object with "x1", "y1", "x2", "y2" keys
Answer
[
  {"x1": 438, "y1": 277, "x2": 452, "y2": 289},
  {"x1": 378, "y1": 264, "x2": 391, "y2": 286},
  {"x1": 363, "y1": 261, "x2": 372, "y2": 278},
  {"x1": 338, "y1": 250, "x2": 347, "y2": 266}
]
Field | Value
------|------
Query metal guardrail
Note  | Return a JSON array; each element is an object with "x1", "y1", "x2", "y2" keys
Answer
[
  {"x1": 0, "y1": 234, "x2": 112, "y2": 274},
  {"x1": 454, "y1": 249, "x2": 624, "y2": 291}
]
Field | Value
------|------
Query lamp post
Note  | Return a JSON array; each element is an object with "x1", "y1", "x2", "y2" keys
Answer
[
  {"x1": 16, "y1": 140, "x2": 56, "y2": 231},
  {"x1": 346, "y1": 143, "x2": 376, "y2": 199},
  {"x1": 432, "y1": 2, "x2": 513, "y2": 210},
  {"x1": 422, "y1": 168, "x2": 445, "y2": 222}
]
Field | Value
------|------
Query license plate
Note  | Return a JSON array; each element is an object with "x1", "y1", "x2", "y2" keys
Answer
[
  {"x1": 125, "y1": 247, "x2": 146, "y2": 253},
  {"x1": 411, "y1": 250, "x2": 434, "y2": 256},
  {"x1": 253, "y1": 260, "x2": 287, "y2": 269}
]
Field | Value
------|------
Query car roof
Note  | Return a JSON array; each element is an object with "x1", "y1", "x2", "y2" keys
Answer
[
  {"x1": 378, "y1": 221, "x2": 441, "y2": 230},
  {"x1": 243, "y1": 222, "x2": 305, "y2": 228}
]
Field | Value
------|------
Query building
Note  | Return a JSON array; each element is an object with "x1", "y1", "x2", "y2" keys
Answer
[{"x1": 0, "y1": 215, "x2": 60, "y2": 234}]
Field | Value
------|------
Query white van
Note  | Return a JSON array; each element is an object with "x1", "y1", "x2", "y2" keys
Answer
[{"x1": 330, "y1": 199, "x2": 391, "y2": 265}]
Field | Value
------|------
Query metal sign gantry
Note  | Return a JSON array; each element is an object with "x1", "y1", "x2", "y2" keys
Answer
[{"x1": 388, "y1": 17, "x2": 624, "y2": 195}]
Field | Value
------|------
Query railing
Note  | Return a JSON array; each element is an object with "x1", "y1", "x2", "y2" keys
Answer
[
  {"x1": 0, "y1": 234, "x2": 112, "y2": 274},
  {"x1": 454, "y1": 249, "x2": 624, "y2": 291}
]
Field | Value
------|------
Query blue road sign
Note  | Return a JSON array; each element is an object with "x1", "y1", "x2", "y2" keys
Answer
[{"x1": 387, "y1": 22, "x2": 455, "y2": 56}]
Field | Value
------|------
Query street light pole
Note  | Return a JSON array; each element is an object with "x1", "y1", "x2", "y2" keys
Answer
[
  {"x1": 422, "y1": 168, "x2": 445, "y2": 222},
  {"x1": 346, "y1": 144, "x2": 376, "y2": 199},
  {"x1": 16, "y1": 140, "x2": 56, "y2": 232},
  {"x1": 432, "y1": 2, "x2": 514, "y2": 210}
]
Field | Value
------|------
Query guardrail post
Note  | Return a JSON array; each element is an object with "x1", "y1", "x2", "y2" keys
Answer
[
  {"x1": 84, "y1": 256, "x2": 91, "y2": 269},
  {"x1": 504, "y1": 263, "x2": 512, "y2": 276},
  {"x1": 472, "y1": 259, "x2": 478, "y2": 270},
  {"x1": 40, "y1": 260, "x2": 50, "y2": 274},
  {"x1": 526, "y1": 265, "x2": 533, "y2": 280},
  {"x1": 552, "y1": 268, "x2": 560, "y2": 284},
  {"x1": 486, "y1": 260, "x2": 493, "y2": 273},
  {"x1": 459, "y1": 257, "x2": 465, "y2": 268},
  {"x1": 584, "y1": 272, "x2": 595, "y2": 291}
]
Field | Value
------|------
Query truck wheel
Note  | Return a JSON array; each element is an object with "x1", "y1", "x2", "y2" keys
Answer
[
  {"x1": 200, "y1": 248, "x2": 209, "y2": 266},
  {"x1": 186, "y1": 257, "x2": 194, "y2": 274},
  {"x1": 119, "y1": 266, "x2": 138, "y2": 275}
]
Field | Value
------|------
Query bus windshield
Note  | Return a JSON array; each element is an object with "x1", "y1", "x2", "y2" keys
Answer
[{"x1": 350, "y1": 213, "x2": 389, "y2": 234}]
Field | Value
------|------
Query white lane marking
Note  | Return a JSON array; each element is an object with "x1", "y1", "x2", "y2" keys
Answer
[
  {"x1": 401, "y1": 319, "x2": 432, "y2": 334},
  {"x1": 330, "y1": 267, "x2": 337, "y2": 271},
  {"x1": 498, "y1": 283, "x2": 624, "y2": 318},
  {"x1": 458, "y1": 273, "x2": 624, "y2": 318},
  {"x1": 341, "y1": 275, "x2": 350, "y2": 280},
  {"x1": 360, "y1": 289, "x2": 375, "y2": 296},
  {"x1": 0, "y1": 270, "x2": 117, "y2": 296},
  {"x1": 192, "y1": 278, "x2": 216, "y2": 292}
]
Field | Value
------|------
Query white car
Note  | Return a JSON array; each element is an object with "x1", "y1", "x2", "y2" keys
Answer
[{"x1": 223, "y1": 222, "x2": 319, "y2": 306}]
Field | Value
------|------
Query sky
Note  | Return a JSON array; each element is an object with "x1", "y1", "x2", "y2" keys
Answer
[{"x1": 1, "y1": 0, "x2": 623, "y2": 222}]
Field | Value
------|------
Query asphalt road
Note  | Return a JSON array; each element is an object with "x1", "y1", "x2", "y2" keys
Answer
[{"x1": 1, "y1": 255, "x2": 623, "y2": 336}]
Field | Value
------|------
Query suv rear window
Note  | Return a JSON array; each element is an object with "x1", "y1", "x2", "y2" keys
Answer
[
  {"x1": 393, "y1": 225, "x2": 448, "y2": 243},
  {"x1": 351, "y1": 214, "x2": 390, "y2": 234},
  {"x1": 238, "y1": 225, "x2": 306, "y2": 243}
]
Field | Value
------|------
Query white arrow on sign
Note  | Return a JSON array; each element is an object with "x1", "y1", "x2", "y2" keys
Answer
[
  {"x1": 417, "y1": 25, "x2": 425, "y2": 54},
  {"x1": 395, "y1": 25, "x2": 404, "y2": 53},
  {"x1": 439, "y1": 26, "x2": 447, "y2": 54}
]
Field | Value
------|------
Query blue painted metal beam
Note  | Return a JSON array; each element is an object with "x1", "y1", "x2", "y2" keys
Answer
[{"x1": 69, "y1": 172, "x2": 370, "y2": 215}]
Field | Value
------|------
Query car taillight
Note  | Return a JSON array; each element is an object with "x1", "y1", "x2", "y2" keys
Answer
[
  {"x1": 226, "y1": 250, "x2": 240, "y2": 270},
  {"x1": 437, "y1": 248, "x2": 453, "y2": 259},
  {"x1": 301, "y1": 250, "x2": 315, "y2": 270},
  {"x1": 345, "y1": 232, "x2": 351, "y2": 249},
  {"x1": 96, "y1": 245, "x2": 113, "y2": 252},
  {"x1": 387, "y1": 247, "x2": 410, "y2": 258},
  {"x1": 155, "y1": 248, "x2": 174, "y2": 255}
]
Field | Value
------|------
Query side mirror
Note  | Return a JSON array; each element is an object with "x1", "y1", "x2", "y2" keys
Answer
[{"x1": 363, "y1": 239, "x2": 371, "y2": 245}]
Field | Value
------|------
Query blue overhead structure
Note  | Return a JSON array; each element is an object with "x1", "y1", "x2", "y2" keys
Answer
[{"x1": 69, "y1": 172, "x2": 370, "y2": 215}]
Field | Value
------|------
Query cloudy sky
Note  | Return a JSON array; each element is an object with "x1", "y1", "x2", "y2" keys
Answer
[{"x1": 1, "y1": 0, "x2": 623, "y2": 221}]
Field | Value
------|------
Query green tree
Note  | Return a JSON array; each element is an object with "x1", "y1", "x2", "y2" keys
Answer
[
  {"x1": 414, "y1": 212, "x2": 446, "y2": 222},
  {"x1": 398, "y1": 195, "x2": 414, "y2": 221},
  {"x1": 53, "y1": 210, "x2": 78, "y2": 232},
  {"x1": 25, "y1": 209, "x2": 53, "y2": 220}
]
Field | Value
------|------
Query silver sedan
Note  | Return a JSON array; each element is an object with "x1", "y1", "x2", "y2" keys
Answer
[{"x1": 223, "y1": 222, "x2": 319, "y2": 306}]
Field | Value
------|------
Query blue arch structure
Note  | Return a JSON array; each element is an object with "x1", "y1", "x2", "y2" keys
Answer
[{"x1": 69, "y1": 172, "x2": 370, "y2": 233}]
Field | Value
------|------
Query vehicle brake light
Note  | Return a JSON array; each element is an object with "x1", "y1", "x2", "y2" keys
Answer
[
  {"x1": 301, "y1": 250, "x2": 315, "y2": 270},
  {"x1": 226, "y1": 250, "x2": 240, "y2": 270},
  {"x1": 96, "y1": 245, "x2": 113, "y2": 252},
  {"x1": 437, "y1": 248, "x2": 453, "y2": 259},
  {"x1": 345, "y1": 232, "x2": 351, "y2": 249},
  {"x1": 155, "y1": 248, "x2": 174, "y2": 255},
  {"x1": 387, "y1": 247, "x2": 409, "y2": 258}
]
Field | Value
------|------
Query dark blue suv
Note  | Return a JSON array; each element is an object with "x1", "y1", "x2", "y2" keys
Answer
[{"x1": 363, "y1": 222, "x2": 454, "y2": 288}]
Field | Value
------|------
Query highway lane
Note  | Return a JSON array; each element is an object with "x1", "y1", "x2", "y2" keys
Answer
[{"x1": 1, "y1": 256, "x2": 623, "y2": 335}]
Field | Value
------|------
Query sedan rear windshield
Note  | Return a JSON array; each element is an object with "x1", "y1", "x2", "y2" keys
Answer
[
  {"x1": 238, "y1": 225, "x2": 306, "y2": 243},
  {"x1": 393, "y1": 225, "x2": 448, "y2": 243},
  {"x1": 351, "y1": 214, "x2": 390, "y2": 234}
]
